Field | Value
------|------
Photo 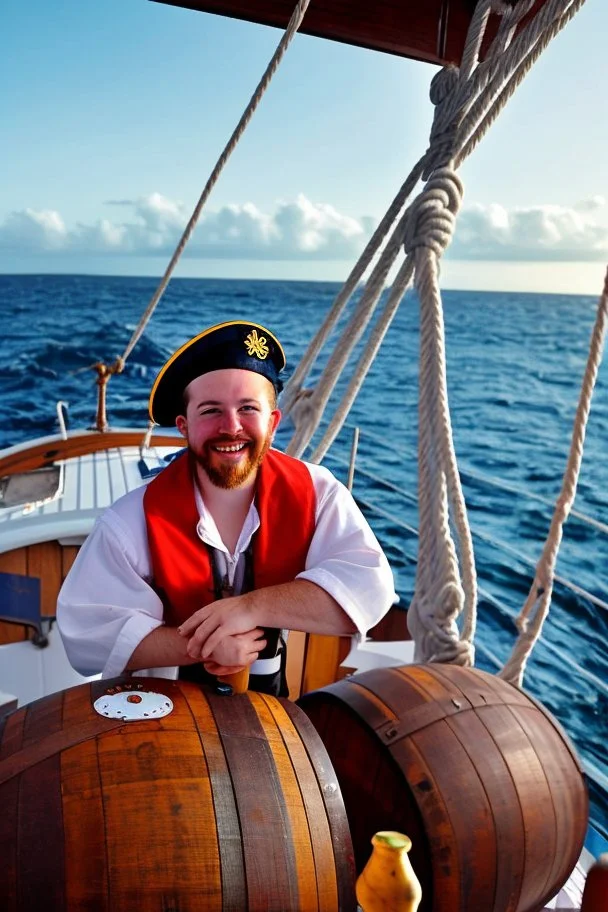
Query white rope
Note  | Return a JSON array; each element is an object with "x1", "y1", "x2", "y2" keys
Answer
[
  {"x1": 309, "y1": 256, "x2": 415, "y2": 464},
  {"x1": 403, "y1": 168, "x2": 477, "y2": 664},
  {"x1": 500, "y1": 266, "x2": 608, "y2": 686},
  {"x1": 456, "y1": 0, "x2": 587, "y2": 167},
  {"x1": 113, "y1": 0, "x2": 312, "y2": 370},
  {"x1": 283, "y1": 0, "x2": 588, "y2": 669}
]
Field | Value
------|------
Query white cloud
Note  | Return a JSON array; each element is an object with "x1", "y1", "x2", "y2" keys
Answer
[
  {"x1": 450, "y1": 198, "x2": 608, "y2": 261},
  {"x1": 0, "y1": 193, "x2": 368, "y2": 261},
  {"x1": 574, "y1": 196, "x2": 605, "y2": 214},
  {"x1": 1, "y1": 194, "x2": 607, "y2": 263},
  {"x1": 1, "y1": 208, "x2": 68, "y2": 250}
]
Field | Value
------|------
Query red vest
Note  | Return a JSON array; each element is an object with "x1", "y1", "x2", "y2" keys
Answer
[{"x1": 143, "y1": 448, "x2": 317, "y2": 627}]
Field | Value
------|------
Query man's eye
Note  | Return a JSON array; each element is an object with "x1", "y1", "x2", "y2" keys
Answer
[
  {"x1": 200, "y1": 408, "x2": 220, "y2": 416},
  {"x1": 240, "y1": 405, "x2": 258, "y2": 412}
]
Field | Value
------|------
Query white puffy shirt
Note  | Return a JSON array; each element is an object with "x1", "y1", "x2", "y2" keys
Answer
[{"x1": 57, "y1": 459, "x2": 396, "y2": 678}]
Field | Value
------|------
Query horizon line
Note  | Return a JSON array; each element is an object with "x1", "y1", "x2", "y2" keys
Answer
[{"x1": 0, "y1": 271, "x2": 599, "y2": 299}]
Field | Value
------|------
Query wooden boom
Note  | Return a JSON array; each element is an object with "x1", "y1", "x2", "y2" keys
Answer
[{"x1": 152, "y1": 0, "x2": 551, "y2": 66}]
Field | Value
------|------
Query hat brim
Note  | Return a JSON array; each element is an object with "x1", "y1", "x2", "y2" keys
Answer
[{"x1": 149, "y1": 321, "x2": 285, "y2": 426}]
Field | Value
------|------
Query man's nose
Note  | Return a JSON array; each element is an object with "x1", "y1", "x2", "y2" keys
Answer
[{"x1": 220, "y1": 409, "x2": 243, "y2": 435}]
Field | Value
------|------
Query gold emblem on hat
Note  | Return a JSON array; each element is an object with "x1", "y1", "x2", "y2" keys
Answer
[{"x1": 244, "y1": 329, "x2": 269, "y2": 360}]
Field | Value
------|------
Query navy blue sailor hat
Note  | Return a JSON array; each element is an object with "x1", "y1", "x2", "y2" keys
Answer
[{"x1": 148, "y1": 320, "x2": 286, "y2": 426}]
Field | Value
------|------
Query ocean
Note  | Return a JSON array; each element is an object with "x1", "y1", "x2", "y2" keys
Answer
[{"x1": 1, "y1": 272, "x2": 606, "y2": 836}]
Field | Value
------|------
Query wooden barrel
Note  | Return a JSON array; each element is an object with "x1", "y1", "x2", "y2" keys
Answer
[
  {"x1": 298, "y1": 664, "x2": 588, "y2": 912},
  {"x1": 0, "y1": 677, "x2": 355, "y2": 911}
]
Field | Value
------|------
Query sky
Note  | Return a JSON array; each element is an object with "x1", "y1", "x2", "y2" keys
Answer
[{"x1": 2, "y1": 0, "x2": 607, "y2": 294}]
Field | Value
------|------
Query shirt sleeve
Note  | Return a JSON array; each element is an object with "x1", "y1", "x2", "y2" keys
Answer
[
  {"x1": 57, "y1": 490, "x2": 166, "y2": 678},
  {"x1": 296, "y1": 462, "x2": 397, "y2": 636}
]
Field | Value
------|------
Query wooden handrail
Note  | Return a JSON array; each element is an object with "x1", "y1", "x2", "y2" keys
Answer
[{"x1": 0, "y1": 430, "x2": 181, "y2": 477}]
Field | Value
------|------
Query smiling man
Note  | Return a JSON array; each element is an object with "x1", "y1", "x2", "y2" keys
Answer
[{"x1": 57, "y1": 320, "x2": 396, "y2": 696}]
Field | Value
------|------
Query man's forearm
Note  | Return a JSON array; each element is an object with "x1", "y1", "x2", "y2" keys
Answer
[
  {"x1": 243, "y1": 580, "x2": 357, "y2": 636},
  {"x1": 125, "y1": 625, "x2": 200, "y2": 671},
  {"x1": 178, "y1": 580, "x2": 358, "y2": 661}
]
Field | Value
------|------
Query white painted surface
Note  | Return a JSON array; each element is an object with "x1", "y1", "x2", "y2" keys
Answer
[
  {"x1": 341, "y1": 638, "x2": 416, "y2": 672},
  {"x1": 0, "y1": 442, "x2": 182, "y2": 554},
  {"x1": 0, "y1": 627, "x2": 100, "y2": 707}
]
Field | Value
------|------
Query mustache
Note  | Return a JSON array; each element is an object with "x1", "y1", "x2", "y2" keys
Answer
[{"x1": 206, "y1": 435, "x2": 251, "y2": 445}]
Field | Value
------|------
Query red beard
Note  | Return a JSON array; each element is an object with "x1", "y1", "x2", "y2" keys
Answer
[{"x1": 193, "y1": 427, "x2": 273, "y2": 489}]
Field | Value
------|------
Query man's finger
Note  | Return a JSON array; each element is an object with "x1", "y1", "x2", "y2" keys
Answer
[
  {"x1": 186, "y1": 616, "x2": 220, "y2": 657},
  {"x1": 201, "y1": 629, "x2": 223, "y2": 659},
  {"x1": 179, "y1": 602, "x2": 219, "y2": 637},
  {"x1": 178, "y1": 608, "x2": 207, "y2": 637}
]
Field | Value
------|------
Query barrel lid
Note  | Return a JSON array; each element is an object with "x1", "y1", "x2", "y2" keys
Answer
[{"x1": 93, "y1": 688, "x2": 174, "y2": 721}]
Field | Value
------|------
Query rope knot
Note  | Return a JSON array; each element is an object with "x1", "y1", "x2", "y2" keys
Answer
[
  {"x1": 429, "y1": 65, "x2": 460, "y2": 106},
  {"x1": 425, "y1": 66, "x2": 462, "y2": 176},
  {"x1": 403, "y1": 168, "x2": 464, "y2": 258}
]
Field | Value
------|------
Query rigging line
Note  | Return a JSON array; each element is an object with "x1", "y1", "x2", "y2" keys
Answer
[
  {"x1": 477, "y1": 584, "x2": 608, "y2": 698},
  {"x1": 286, "y1": 0, "x2": 588, "y2": 466},
  {"x1": 473, "y1": 527, "x2": 608, "y2": 613},
  {"x1": 354, "y1": 493, "x2": 608, "y2": 696},
  {"x1": 114, "y1": 0, "x2": 313, "y2": 369},
  {"x1": 354, "y1": 495, "x2": 419, "y2": 539},
  {"x1": 309, "y1": 258, "x2": 416, "y2": 463},
  {"x1": 355, "y1": 494, "x2": 607, "y2": 700},
  {"x1": 456, "y1": 0, "x2": 587, "y2": 167},
  {"x1": 330, "y1": 429, "x2": 608, "y2": 537},
  {"x1": 470, "y1": 639, "x2": 502, "y2": 670},
  {"x1": 354, "y1": 491, "x2": 608, "y2": 614},
  {"x1": 460, "y1": 468, "x2": 608, "y2": 537},
  {"x1": 325, "y1": 450, "x2": 418, "y2": 506},
  {"x1": 364, "y1": 528, "x2": 608, "y2": 698}
]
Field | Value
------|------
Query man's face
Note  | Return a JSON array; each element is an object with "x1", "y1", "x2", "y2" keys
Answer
[{"x1": 176, "y1": 368, "x2": 281, "y2": 489}]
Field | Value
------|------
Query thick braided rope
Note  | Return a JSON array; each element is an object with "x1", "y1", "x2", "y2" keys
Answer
[
  {"x1": 456, "y1": 0, "x2": 587, "y2": 166},
  {"x1": 443, "y1": 0, "x2": 577, "y2": 137},
  {"x1": 113, "y1": 0, "x2": 312, "y2": 370},
  {"x1": 292, "y1": 64, "x2": 464, "y2": 462},
  {"x1": 283, "y1": 63, "x2": 465, "y2": 456},
  {"x1": 403, "y1": 170, "x2": 477, "y2": 664},
  {"x1": 285, "y1": 70, "x2": 464, "y2": 457},
  {"x1": 500, "y1": 267, "x2": 608, "y2": 686}
]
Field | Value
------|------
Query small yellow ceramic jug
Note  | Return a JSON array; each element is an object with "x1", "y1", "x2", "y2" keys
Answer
[{"x1": 356, "y1": 831, "x2": 422, "y2": 912}]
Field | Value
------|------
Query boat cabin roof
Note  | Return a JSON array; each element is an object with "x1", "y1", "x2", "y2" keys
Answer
[{"x1": 152, "y1": 0, "x2": 550, "y2": 65}]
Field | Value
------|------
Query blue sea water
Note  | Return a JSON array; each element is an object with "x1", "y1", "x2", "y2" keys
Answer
[{"x1": 1, "y1": 273, "x2": 606, "y2": 836}]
